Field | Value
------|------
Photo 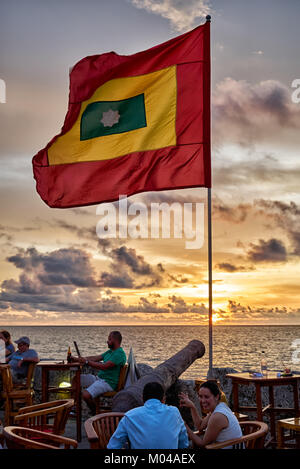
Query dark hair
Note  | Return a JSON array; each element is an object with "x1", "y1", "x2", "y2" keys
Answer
[
  {"x1": 110, "y1": 331, "x2": 122, "y2": 344},
  {"x1": 199, "y1": 380, "x2": 221, "y2": 399},
  {"x1": 143, "y1": 382, "x2": 165, "y2": 403},
  {"x1": 0, "y1": 330, "x2": 12, "y2": 345}
]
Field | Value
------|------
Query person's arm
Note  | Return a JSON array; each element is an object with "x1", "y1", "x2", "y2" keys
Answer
[
  {"x1": 107, "y1": 418, "x2": 129, "y2": 449},
  {"x1": 186, "y1": 413, "x2": 228, "y2": 448},
  {"x1": 80, "y1": 359, "x2": 116, "y2": 371},
  {"x1": 17, "y1": 353, "x2": 39, "y2": 368},
  {"x1": 179, "y1": 392, "x2": 203, "y2": 431},
  {"x1": 70, "y1": 354, "x2": 103, "y2": 363}
]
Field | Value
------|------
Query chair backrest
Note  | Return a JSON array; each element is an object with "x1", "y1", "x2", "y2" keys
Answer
[
  {"x1": 116, "y1": 364, "x2": 128, "y2": 392},
  {"x1": 3, "y1": 426, "x2": 78, "y2": 449},
  {"x1": 24, "y1": 362, "x2": 37, "y2": 389},
  {"x1": 84, "y1": 412, "x2": 125, "y2": 449},
  {"x1": 205, "y1": 421, "x2": 268, "y2": 449},
  {"x1": 14, "y1": 399, "x2": 74, "y2": 435},
  {"x1": 0, "y1": 365, "x2": 13, "y2": 393},
  {"x1": 1, "y1": 362, "x2": 36, "y2": 393}
]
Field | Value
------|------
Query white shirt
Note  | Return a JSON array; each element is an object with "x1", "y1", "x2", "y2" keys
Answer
[{"x1": 212, "y1": 402, "x2": 243, "y2": 448}]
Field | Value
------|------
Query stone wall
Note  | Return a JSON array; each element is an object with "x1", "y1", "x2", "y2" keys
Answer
[{"x1": 32, "y1": 365, "x2": 300, "y2": 427}]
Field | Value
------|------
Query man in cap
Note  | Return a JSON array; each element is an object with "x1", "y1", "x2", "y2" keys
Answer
[{"x1": 7, "y1": 336, "x2": 39, "y2": 384}]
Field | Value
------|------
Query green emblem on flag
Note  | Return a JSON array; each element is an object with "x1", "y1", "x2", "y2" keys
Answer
[{"x1": 80, "y1": 93, "x2": 147, "y2": 141}]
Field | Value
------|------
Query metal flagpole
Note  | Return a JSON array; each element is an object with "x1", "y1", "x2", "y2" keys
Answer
[
  {"x1": 207, "y1": 186, "x2": 213, "y2": 378},
  {"x1": 205, "y1": 15, "x2": 213, "y2": 379}
]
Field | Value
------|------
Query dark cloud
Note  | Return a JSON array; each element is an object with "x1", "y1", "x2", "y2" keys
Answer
[
  {"x1": 100, "y1": 271, "x2": 135, "y2": 289},
  {"x1": 213, "y1": 78, "x2": 300, "y2": 148},
  {"x1": 7, "y1": 247, "x2": 98, "y2": 287},
  {"x1": 0, "y1": 245, "x2": 185, "y2": 314},
  {"x1": 213, "y1": 200, "x2": 251, "y2": 223},
  {"x1": 215, "y1": 263, "x2": 254, "y2": 273},
  {"x1": 98, "y1": 243, "x2": 175, "y2": 289},
  {"x1": 255, "y1": 199, "x2": 300, "y2": 256},
  {"x1": 246, "y1": 238, "x2": 287, "y2": 263},
  {"x1": 217, "y1": 300, "x2": 300, "y2": 322}
]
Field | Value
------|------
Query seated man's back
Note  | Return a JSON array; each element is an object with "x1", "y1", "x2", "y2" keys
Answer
[{"x1": 107, "y1": 382, "x2": 189, "y2": 449}]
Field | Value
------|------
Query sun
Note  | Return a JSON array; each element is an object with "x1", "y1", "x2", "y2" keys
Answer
[{"x1": 212, "y1": 313, "x2": 223, "y2": 323}]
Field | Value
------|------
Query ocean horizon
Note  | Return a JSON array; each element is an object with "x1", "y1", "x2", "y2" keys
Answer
[{"x1": 2, "y1": 324, "x2": 300, "y2": 380}]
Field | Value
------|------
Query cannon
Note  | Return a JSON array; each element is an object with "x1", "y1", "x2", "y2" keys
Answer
[{"x1": 112, "y1": 339, "x2": 205, "y2": 412}]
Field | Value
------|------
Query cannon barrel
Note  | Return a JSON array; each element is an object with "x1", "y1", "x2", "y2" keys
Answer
[{"x1": 112, "y1": 339, "x2": 205, "y2": 412}]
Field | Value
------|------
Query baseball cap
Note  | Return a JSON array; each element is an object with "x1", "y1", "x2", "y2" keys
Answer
[{"x1": 15, "y1": 336, "x2": 30, "y2": 345}]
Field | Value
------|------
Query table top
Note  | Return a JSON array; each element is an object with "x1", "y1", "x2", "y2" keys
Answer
[
  {"x1": 36, "y1": 361, "x2": 82, "y2": 370},
  {"x1": 226, "y1": 371, "x2": 300, "y2": 383},
  {"x1": 277, "y1": 417, "x2": 300, "y2": 428}
]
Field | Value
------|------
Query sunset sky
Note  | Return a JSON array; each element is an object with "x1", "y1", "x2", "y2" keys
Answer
[{"x1": 1, "y1": 0, "x2": 300, "y2": 325}]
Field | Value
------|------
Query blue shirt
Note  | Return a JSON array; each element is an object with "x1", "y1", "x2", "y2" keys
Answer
[
  {"x1": 107, "y1": 399, "x2": 189, "y2": 449},
  {"x1": 8, "y1": 348, "x2": 38, "y2": 378}
]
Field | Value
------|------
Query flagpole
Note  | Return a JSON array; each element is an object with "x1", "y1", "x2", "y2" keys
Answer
[
  {"x1": 207, "y1": 186, "x2": 213, "y2": 378},
  {"x1": 205, "y1": 15, "x2": 213, "y2": 379}
]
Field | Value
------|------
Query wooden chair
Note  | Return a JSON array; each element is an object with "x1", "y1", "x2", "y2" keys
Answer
[
  {"x1": 14, "y1": 399, "x2": 74, "y2": 436},
  {"x1": 205, "y1": 420, "x2": 268, "y2": 449},
  {"x1": 0, "y1": 363, "x2": 36, "y2": 425},
  {"x1": 84, "y1": 412, "x2": 125, "y2": 449},
  {"x1": 277, "y1": 417, "x2": 300, "y2": 449},
  {"x1": 95, "y1": 364, "x2": 128, "y2": 414},
  {"x1": 3, "y1": 426, "x2": 77, "y2": 449}
]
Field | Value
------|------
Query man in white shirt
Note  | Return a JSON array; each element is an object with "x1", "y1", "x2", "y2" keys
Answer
[{"x1": 107, "y1": 381, "x2": 189, "y2": 449}]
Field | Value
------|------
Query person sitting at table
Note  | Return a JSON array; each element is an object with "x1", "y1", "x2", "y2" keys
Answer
[
  {"x1": 179, "y1": 380, "x2": 242, "y2": 449},
  {"x1": 71, "y1": 330, "x2": 126, "y2": 415},
  {"x1": 107, "y1": 382, "x2": 189, "y2": 449},
  {"x1": 0, "y1": 330, "x2": 15, "y2": 358},
  {"x1": 7, "y1": 336, "x2": 39, "y2": 385}
]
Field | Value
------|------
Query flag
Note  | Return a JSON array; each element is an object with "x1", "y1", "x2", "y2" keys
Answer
[{"x1": 33, "y1": 19, "x2": 211, "y2": 208}]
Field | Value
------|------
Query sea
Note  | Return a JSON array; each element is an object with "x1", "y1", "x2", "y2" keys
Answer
[{"x1": 2, "y1": 325, "x2": 300, "y2": 380}]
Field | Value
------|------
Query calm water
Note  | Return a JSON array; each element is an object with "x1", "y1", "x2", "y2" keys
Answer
[{"x1": 2, "y1": 325, "x2": 300, "y2": 379}]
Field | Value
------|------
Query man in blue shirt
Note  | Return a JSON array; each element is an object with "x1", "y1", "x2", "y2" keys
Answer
[
  {"x1": 7, "y1": 336, "x2": 39, "y2": 384},
  {"x1": 107, "y1": 382, "x2": 189, "y2": 449}
]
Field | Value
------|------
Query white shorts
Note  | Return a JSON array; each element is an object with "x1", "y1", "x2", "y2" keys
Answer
[{"x1": 81, "y1": 374, "x2": 113, "y2": 398}]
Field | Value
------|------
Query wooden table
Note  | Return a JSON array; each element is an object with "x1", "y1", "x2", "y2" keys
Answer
[
  {"x1": 277, "y1": 417, "x2": 300, "y2": 448},
  {"x1": 226, "y1": 372, "x2": 300, "y2": 446},
  {"x1": 37, "y1": 361, "x2": 83, "y2": 441}
]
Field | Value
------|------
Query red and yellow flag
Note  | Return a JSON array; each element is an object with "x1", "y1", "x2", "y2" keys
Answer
[{"x1": 32, "y1": 19, "x2": 211, "y2": 208}]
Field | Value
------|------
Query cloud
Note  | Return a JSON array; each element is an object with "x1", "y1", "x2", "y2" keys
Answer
[
  {"x1": 0, "y1": 244, "x2": 186, "y2": 315},
  {"x1": 255, "y1": 199, "x2": 300, "y2": 256},
  {"x1": 213, "y1": 199, "x2": 251, "y2": 223},
  {"x1": 213, "y1": 78, "x2": 300, "y2": 148},
  {"x1": 6, "y1": 247, "x2": 98, "y2": 287},
  {"x1": 217, "y1": 300, "x2": 300, "y2": 323},
  {"x1": 98, "y1": 243, "x2": 176, "y2": 289},
  {"x1": 215, "y1": 263, "x2": 254, "y2": 273},
  {"x1": 130, "y1": 0, "x2": 211, "y2": 32},
  {"x1": 246, "y1": 238, "x2": 287, "y2": 263}
]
